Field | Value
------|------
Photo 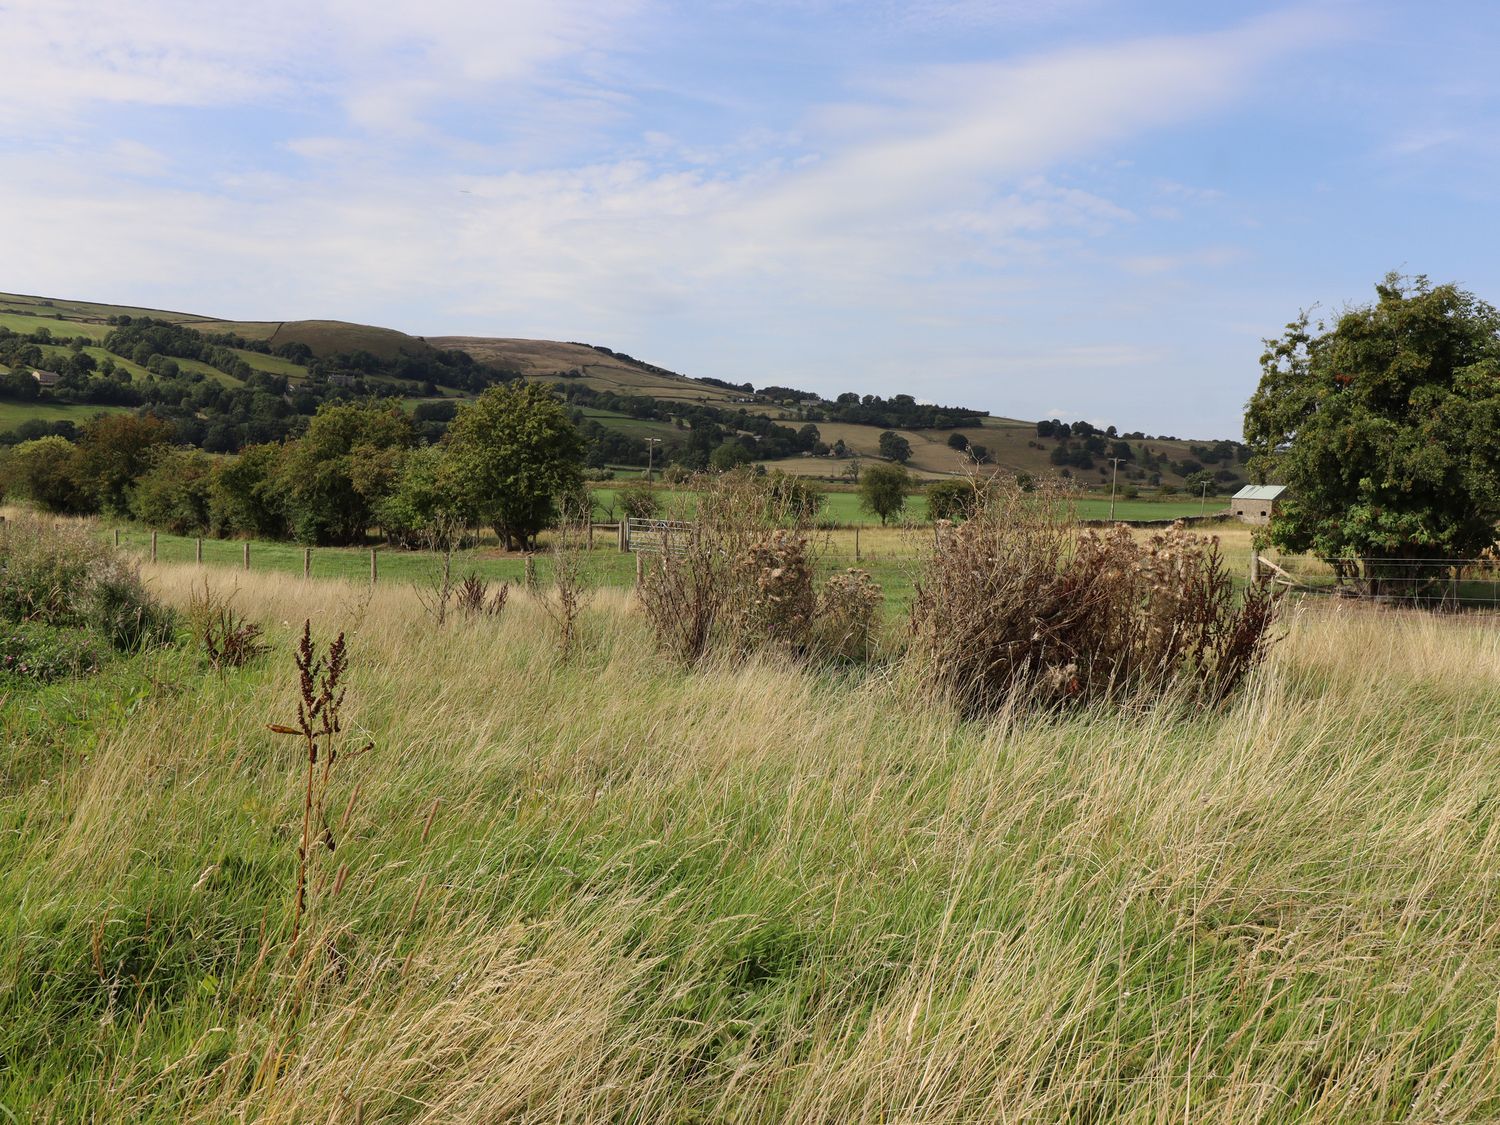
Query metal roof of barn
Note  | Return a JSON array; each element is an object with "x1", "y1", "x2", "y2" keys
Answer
[{"x1": 1232, "y1": 484, "x2": 1285, "y2": 501}]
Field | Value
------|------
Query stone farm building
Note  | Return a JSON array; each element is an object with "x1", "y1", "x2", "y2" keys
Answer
[
  {"x1": 1230, "y1": 484, "x2": 1285, "y2": 525},
  {"x1": 30, "y1": 369, "x2": 61, "y2": 388}
]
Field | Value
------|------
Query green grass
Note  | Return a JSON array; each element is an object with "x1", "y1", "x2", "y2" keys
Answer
[
  {"x1": 234, "y1": 349, "x2": 308, "y2": 379},
  {"x1": 589, "y1": 484, "x2": 1214, "y2": 526},
  {"x1": 576, "y1": 407, "x2": 683, "y2": 441},
  {"x1": 108, "y1": 524, "x2": 924, "y2": 612},
  {"x1": 3, "y1": 549, "x2": 1499, "y2": 1119},
  {"x1": 0, "y1": 400, "x2": 132, "y2": 430},
  {"x1": 0, "y1": 312, "x2": 113, "y2": 340}
]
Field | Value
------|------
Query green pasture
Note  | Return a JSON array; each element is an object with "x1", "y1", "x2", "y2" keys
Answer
[
  {"x1": 235, "y1": 349, "x2": 309, "y2": 378},
  {"x1": 587, "y1": 484, "x2": 1215, "y2": 525},
  {"x1": 0, "y1": 312, "x2": 112, "y2": 341},
  {"x1": 0, "y1": 401, "x2": 132, "y2": 430},
  {"x1": 110, "y1": 525, "x2": 923, "y2": 611},
  {"x1": 576, "y1": 407, "x2": 682, "y2": 441}
]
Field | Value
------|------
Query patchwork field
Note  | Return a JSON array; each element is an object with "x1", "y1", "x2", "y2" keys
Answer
[{"x1": 1, "y1": 290, "x2": 1244, "y2": 493}]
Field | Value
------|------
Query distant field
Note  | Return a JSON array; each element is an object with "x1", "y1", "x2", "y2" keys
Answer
[
  {"x1": 234, "y1": 348, "x2": 308, "y2": 378},
  {"x1": 577, "y1": 407, "x2": 682, "y2": 441},
  {"x1": 107, "y1": 524, "x2": 927, "y2": 610},
  {"x1": 0, "y1": 401, "x2": 132, "y2": 429},
  {"x1": 0, "y1": 312, "x2": 113, "y2": 341},
  {"x1": 588, "y1": 483, "x2": 1217, "y2": 526},
  {"x1": 0, "y1": 292, "x2": 214, "y2": 324},
  {"x1": 260, "y1": 320, "x2": 430, "y2": 360}
]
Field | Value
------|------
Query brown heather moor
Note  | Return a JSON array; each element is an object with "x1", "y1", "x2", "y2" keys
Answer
[{"x1": 3, "y1": 554, "x2": 1500, "y2": 1121}]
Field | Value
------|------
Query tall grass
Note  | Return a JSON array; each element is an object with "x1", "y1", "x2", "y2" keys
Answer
[{"x1": 3, "y1": 561, "x2": 1500, "y2": 1120}]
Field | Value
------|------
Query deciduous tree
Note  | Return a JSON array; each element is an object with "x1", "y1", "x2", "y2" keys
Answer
[
  {"x1": 859, "y1": 462, "x2": 910, "y2": 525},
  {"x1": 445, "y1": 382, "x2": 585, "y2": 550},
  {"x1": 878, "y1": 430, "x2": 912, "y2": 463},
  {"x1": 281, "y1": 402, "x2": 415, "y2": 544},
  {"x1": 1245, "y1": 274, "x2": 1500, "y2": 560}
]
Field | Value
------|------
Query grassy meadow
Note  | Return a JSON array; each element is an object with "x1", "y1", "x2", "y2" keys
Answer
[
  {"x1": 590, "y1": 485, "x2": 1217, "y2": 526},
  {"x1": 107, "y1": 522, "x2": 935, "y2": 611},
  {"x1": 3, "y1": 549, "x2": 1500, "y2": 1120},
  {"x1": 0, "y1": 399, "x2": 134, "y2": 429}
]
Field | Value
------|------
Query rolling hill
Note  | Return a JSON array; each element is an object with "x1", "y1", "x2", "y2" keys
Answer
[{"x1": 0, "y1": 290, "x2": 1247, "y2": 493}]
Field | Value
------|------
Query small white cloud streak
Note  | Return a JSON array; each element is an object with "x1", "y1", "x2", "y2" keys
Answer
[{"x1": 0, "y1": 0, "x2": 644, "y2": 130}]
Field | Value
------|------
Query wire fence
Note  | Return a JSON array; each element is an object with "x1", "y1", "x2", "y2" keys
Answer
[{"x1": 1258, "y1": 554, "x2": 1500, "y2": 611}]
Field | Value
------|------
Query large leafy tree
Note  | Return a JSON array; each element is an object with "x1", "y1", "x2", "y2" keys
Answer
[
  {"x1": 1245, "y1": 274, "x2": 1500, "y2": 561},
  {"x1": 444, "y1": 382, "x2": 585, "y2": 550},
  {"x1": 211, "y1": 443, "x2": 289, "y2": 539},
  {"x1": 374, "y1": 443, "x2": 477, "y2": 549},
  {"x1": 878, "y1": 430, "x2": 912, "y2": 463},
  {"x1": 281, "y1": 402, "x2": 415, "y2": 544},
  {"x1": 71, "y1": 413, "x2": 174, "y2": 514}
]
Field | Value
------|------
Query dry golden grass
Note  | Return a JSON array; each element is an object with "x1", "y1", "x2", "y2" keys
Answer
[{"x1": 6, "y1": 556, "x2": 1500, "y2": 1121}]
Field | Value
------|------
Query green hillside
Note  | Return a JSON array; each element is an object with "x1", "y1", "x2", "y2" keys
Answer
[{"x1": 0, "y1": 290, "x2": 1248, "y2": 494}]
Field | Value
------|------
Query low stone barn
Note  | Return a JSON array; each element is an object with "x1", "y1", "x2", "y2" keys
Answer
[
  {"x1": 1230, "y1": 484, "x2": 1285, "y2": 525},
  {"x1": 30, "y1": 368, "x2": 61, "y2": 388}
]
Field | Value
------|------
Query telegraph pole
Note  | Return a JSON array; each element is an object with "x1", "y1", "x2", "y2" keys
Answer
[
  {"x1": 1106, "y1": 457, "x2": 1125, "y2": 522},
  {"x1": 1200, "y1": 480, "x2": 1210, "y2": 514},
  {"x1": 645, "y1": 437, "x2": 662, "y2": 482}
]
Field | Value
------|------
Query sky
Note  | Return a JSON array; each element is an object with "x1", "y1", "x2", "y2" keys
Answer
[{"x1": 3, "y1": 0, "x2": 1499, "y2": 438}]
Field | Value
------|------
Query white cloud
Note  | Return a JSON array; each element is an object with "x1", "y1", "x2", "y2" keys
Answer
[
  {"x1": 0, "y1": 0, "x2": 644, "y2": 132},
  {"x1": 1120, "y1": 246, "x2": 1244, "y2": 276},
  {"x1": 0, "y1": 4, "x2": 1341, "y2": 432}
]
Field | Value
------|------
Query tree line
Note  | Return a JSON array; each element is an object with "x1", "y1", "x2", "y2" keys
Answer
[{"x1": 0, "y1": 384, "x2": 586, "y2": 550}]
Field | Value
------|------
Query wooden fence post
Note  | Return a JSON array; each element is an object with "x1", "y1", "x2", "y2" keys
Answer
[
  {"x1": 635, "y1": 552, "x2": 644, "y2": 588},
  {"x1": 524, "y1": 555, "x2": 536, "y2": 590},
  {"x1": 370, "y1": 549, "x2": 378, "y2": 585},
  {"x1": 854, "y1": 524, "x2": 861, "y2": 562},
  {"x1": 113, "y1": 528, "x2": 120, "y2": 547},
  {"x1": 1249, "y1": 547, "x2": 1261, "y2": 585},
  {"x1": 303, "y1": 547, "x2": 311, "y2": 580},
  {"x1": 619, "y1": 521, "x2": 629, "y2": 552},
  {"x1": 243, "y1": 542, "x2": 250, "y2": 571},
  {"x1": 150, "y1": 531, "x2": 157, "y2": 564},
  {"x1": 195, "y1": 537, "x2": 203, "y2": 565}
]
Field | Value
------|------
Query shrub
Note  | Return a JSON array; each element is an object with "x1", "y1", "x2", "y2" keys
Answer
[
  {"x1": 762, "y1": 471, "x2": 823, "y2": 523},
  {"x1": 0, "y1": 436, "x2": 85, "y2": 513},
  {"x1": 812, "y1": 569, "x2": 883, "y2": 663},
  {"x1": 638, "y1": 471, "x2": 783, "y2": 664},
  {"x1": 0, "y1": 513, "x2": 176, "y2": 652},
  {"x1": 188, "y1": 583, "x2": 269, "y2": 671},
  {"x1": 130, "y1": 447, "x2": 216, "y2": 534},
  {"x1": 908, "y1": 484, "x2": 1277, "y2": 717},
  {"x1": 732, "y1": 530, "x2": 815, "y2": 653},
  {"x1": 455, "y1": 573, "x2": 509, "y2": 618},
  {"x1": 926, "y1": 478, "x2": 984, "y2": 522},
  {"x1": 640, "y1": 471, "x2": 879, "y2": 665},
  {"x1": 617, "y1": 480, "x2": 662, "y2": 522}
]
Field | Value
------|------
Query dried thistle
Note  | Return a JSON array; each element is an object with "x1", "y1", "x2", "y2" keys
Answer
[{"x1": 268, "y1": 620, "x2": 365, "y2": 944}]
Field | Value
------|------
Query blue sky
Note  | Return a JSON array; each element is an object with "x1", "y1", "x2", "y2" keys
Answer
[{"x1": 4, "y1": 0, "x2": 1499, "y2": 438}]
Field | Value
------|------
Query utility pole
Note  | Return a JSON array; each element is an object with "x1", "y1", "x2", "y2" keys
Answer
[
  {"x1": 1200, "y1": 480, "x2": 1210, "y2": 514},
  {"x1": 645, "y1": 437, "x2": 662, "y2": 482},
  {"x1": 1106, "y1": 457, "x2": 1125, "y2": 522}
]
